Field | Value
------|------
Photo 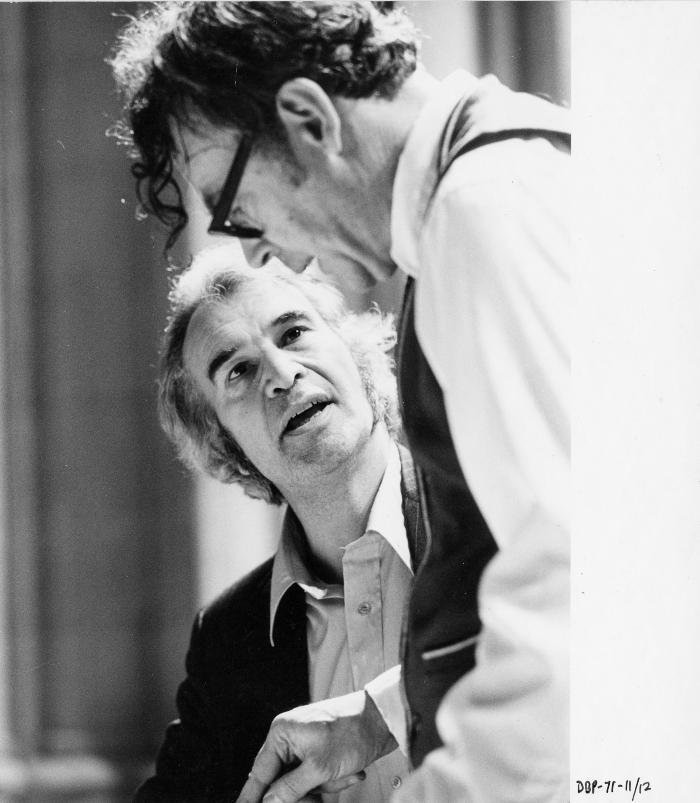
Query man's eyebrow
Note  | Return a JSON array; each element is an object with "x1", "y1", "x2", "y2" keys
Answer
[
  {"x1": 207, "y1": 346, "x2": 237, "y2": 383},
  {"x1": 272, "y1": 310, "x2": 312, "y2": 327}
]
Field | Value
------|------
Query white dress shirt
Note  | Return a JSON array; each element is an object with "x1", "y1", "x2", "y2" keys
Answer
[
  {"x1": 270, "y1": 444, "x2": 413, "y2": 802},
  {"x1": 385, "y1": 70, "x2": 570, "y2": 802}
]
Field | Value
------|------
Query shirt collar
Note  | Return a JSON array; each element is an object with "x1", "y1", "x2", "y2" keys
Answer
[
  {"x1": 363, "y1": 443, "x2": 412, "y2": 572},
  {"x1": 390, "y1": 70, "x2": 479, "y2": 277},
  {"x1": 269, "y1": 509, "x2": 316, "y2": 646},
  {"x1": 268, "y1": 444, "x2": 410, "y2": 645}
]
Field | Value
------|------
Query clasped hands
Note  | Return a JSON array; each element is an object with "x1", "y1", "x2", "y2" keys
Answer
[{"x1": 236, "y1": 689, "x2": 397, "y2": 803}]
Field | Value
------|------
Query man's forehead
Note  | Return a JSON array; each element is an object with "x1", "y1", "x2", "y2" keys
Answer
[
  {"x1": 186, "y1": 280, "x2": 319, "y2": 349},
  {"x1": 225, "y1": 277, "x2": 317, "y2": 317},
  {"x1": 170, "y1": 118, "x2": 239, "y2": 166}
]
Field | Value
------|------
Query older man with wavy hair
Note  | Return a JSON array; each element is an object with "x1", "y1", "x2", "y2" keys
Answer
[{"x1": 138, "y1": 247, "x2": 425, "y2": 802}]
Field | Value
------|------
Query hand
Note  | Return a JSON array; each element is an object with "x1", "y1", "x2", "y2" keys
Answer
[{"x1": 235, "y1": 689, "x2": 398, "y2": 803}]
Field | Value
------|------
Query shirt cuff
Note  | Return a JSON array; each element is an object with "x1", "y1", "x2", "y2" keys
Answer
[{"x1": 364, "y1": 664, "x2": 408, "y2": 756}]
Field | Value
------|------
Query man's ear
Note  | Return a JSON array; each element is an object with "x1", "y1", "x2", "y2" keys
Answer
[{"x1": 276, "y1": 78, "x2": 342, "y2": 160}]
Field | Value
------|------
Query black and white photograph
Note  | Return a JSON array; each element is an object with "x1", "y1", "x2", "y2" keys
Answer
[{"x1": 0, "y1": 2, "x2": 697, "y2": 801}]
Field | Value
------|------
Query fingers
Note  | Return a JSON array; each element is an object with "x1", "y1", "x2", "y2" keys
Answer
[
  {"x1": 258, "y1": 764, "x2": 330, "y2": 803},
  {"x1": 256, "y1": 764, "x2": 321, "y2": 803},
  {"x1": 235, "y1": 745, "x2": 284, "y2": 803},
  {"x1": 236, "y1": 770, "x2": 269, "y2": 803},
  {"x1": 259, "y1": 769, "x2": 366, "y2": 802},
  {"x1": 237, "y1": 769, "x2": 367, "y2": 803},
  {"x1": 316, "y1": 771, "x2": 367, "y2": 794},
  {"x1": 240, "y1": 764, "x2": 367, "y2": 803}
]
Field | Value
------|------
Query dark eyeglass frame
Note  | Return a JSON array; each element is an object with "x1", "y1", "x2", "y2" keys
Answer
[{"x1": 208, "y1": 135, "x2": 264, "y2": 239}]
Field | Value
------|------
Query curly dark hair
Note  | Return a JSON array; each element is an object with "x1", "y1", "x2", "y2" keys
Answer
[{"x1": 109, "y1": 1, "x2": 419, "y2": 247}]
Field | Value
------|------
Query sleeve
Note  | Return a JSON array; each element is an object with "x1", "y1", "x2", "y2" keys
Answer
[
  {"x1": 364, "y1": 664, "x2": 409, "y2": 756},
  {"x1": 133, "y1": 611, "x2": 232, "y2": 803},
  {"x1": 396, "y1": 148, "x2": 570, "y2": 802}
]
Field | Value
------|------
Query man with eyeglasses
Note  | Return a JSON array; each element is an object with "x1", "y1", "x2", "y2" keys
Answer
[{"x1": 111, "y1": 2, "x2": 570, "y2": 802}]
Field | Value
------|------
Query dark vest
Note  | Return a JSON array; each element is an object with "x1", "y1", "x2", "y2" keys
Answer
[{"x1": 398, "y1": 79, "x2": 571, "y2": 767}]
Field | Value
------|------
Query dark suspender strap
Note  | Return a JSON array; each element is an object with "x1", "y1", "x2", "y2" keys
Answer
[{"x1": 436, "y1": 90, "x2": 572, "y2": 186}]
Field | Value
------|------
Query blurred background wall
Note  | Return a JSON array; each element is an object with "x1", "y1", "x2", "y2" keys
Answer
[{"x1": 0, "y1": 3, "x2": 569, "y2": 800}]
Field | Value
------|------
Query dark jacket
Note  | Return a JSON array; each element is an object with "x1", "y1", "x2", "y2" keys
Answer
[{"x1": 135, "y1": 445, "x2": 424, "y2": 802}]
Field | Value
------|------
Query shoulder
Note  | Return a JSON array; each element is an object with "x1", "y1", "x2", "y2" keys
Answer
[
  {"x1": 419, "y1": 135, "x2": 570, "y2": 302},
  {"x1": 195, "y1": 558, "x2": 275, "y2": 647},
  {"x1": 433, "y1": 134, "x2": 569, "y2": 223},
  {"x1": 205, "y1": 558, "x2": 274, "y2": 612}
]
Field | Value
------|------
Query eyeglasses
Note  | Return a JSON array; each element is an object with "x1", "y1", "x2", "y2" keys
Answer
[{"x1": 208, "y1": 135, "x2": 264, "y2": 239}]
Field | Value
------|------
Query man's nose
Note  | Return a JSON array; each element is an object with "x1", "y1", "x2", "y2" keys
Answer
[
  {"x1": 261, "y1": 349, "x2": 304, "y2": 398},
  {"x1": 241, "y1": 239, "x2": 313, "y2": 273},
  {"x1": 240, "y1": 238, "x2": 270, "y2": 269}
]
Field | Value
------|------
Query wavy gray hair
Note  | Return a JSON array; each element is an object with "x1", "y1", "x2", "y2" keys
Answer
[{"x1": 159, "y1": 247, "x2": 399, "y2": 504}]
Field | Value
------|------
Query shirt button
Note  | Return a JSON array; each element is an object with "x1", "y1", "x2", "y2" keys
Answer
[
  {"x1": 357, "y1": 601, "x2": 372, "y2": 615},
  {"x1": 392, "y1": 776, "x2": 402, "y2": 789}
]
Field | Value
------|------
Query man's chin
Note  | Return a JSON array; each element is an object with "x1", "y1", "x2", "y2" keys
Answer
[
  {"x1": 312, "y1": 258, "x2": 380, "y2": 294},
  {"x1": 269, "y1": 253, "x2": 316, "y2": 274},
  {"x1": 275, "y1": 253, "x2": 387, "y2": 294}
]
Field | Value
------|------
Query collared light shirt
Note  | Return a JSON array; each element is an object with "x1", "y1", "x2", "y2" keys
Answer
[
  {"x1": 386, "y1": 71, "x2": 570, "y2": 802},
  {"x1": 270, "y1": 444, "x2": 413, "y2": 803}
]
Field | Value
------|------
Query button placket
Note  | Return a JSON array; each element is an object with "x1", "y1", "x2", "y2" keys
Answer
[{"x1": 343, "y1": 533, "x2": 383, "y2": 686}]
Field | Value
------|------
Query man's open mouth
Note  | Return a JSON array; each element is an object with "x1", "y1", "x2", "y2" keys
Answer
[{"x1": 283, "y1": 401, "x2": 331, "y2": 434}]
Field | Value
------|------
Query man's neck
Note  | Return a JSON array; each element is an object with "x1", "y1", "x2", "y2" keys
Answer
[
  {"x1": 286, "y1": 427, "x2": 394, "y2": 585},
  {"x1": 329, "y1": 68, "x2": 439, "y2": 282}
]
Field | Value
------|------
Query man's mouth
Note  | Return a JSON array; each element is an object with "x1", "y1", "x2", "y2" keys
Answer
[{"x1": 283, "y1": 400, "x2": 331, "y2": 435}]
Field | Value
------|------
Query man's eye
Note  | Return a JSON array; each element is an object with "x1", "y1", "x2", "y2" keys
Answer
[
  {"x1": 227, "y1": 361, "x2": 250, "y2": 381},
  {"x1": 281, "y1": 326, "x2": 307, "y2": 346},
  {"x1": 229, "y1": 206, "x2": 256, "y2": 228}
]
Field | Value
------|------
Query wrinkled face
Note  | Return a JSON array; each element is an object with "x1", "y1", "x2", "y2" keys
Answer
[
  {"x1": 175, "y1": 122, "x2": 395, "y2": 291},
  {"x1": 182, "y1": 278, "x2": 377, "y2": 497}
]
